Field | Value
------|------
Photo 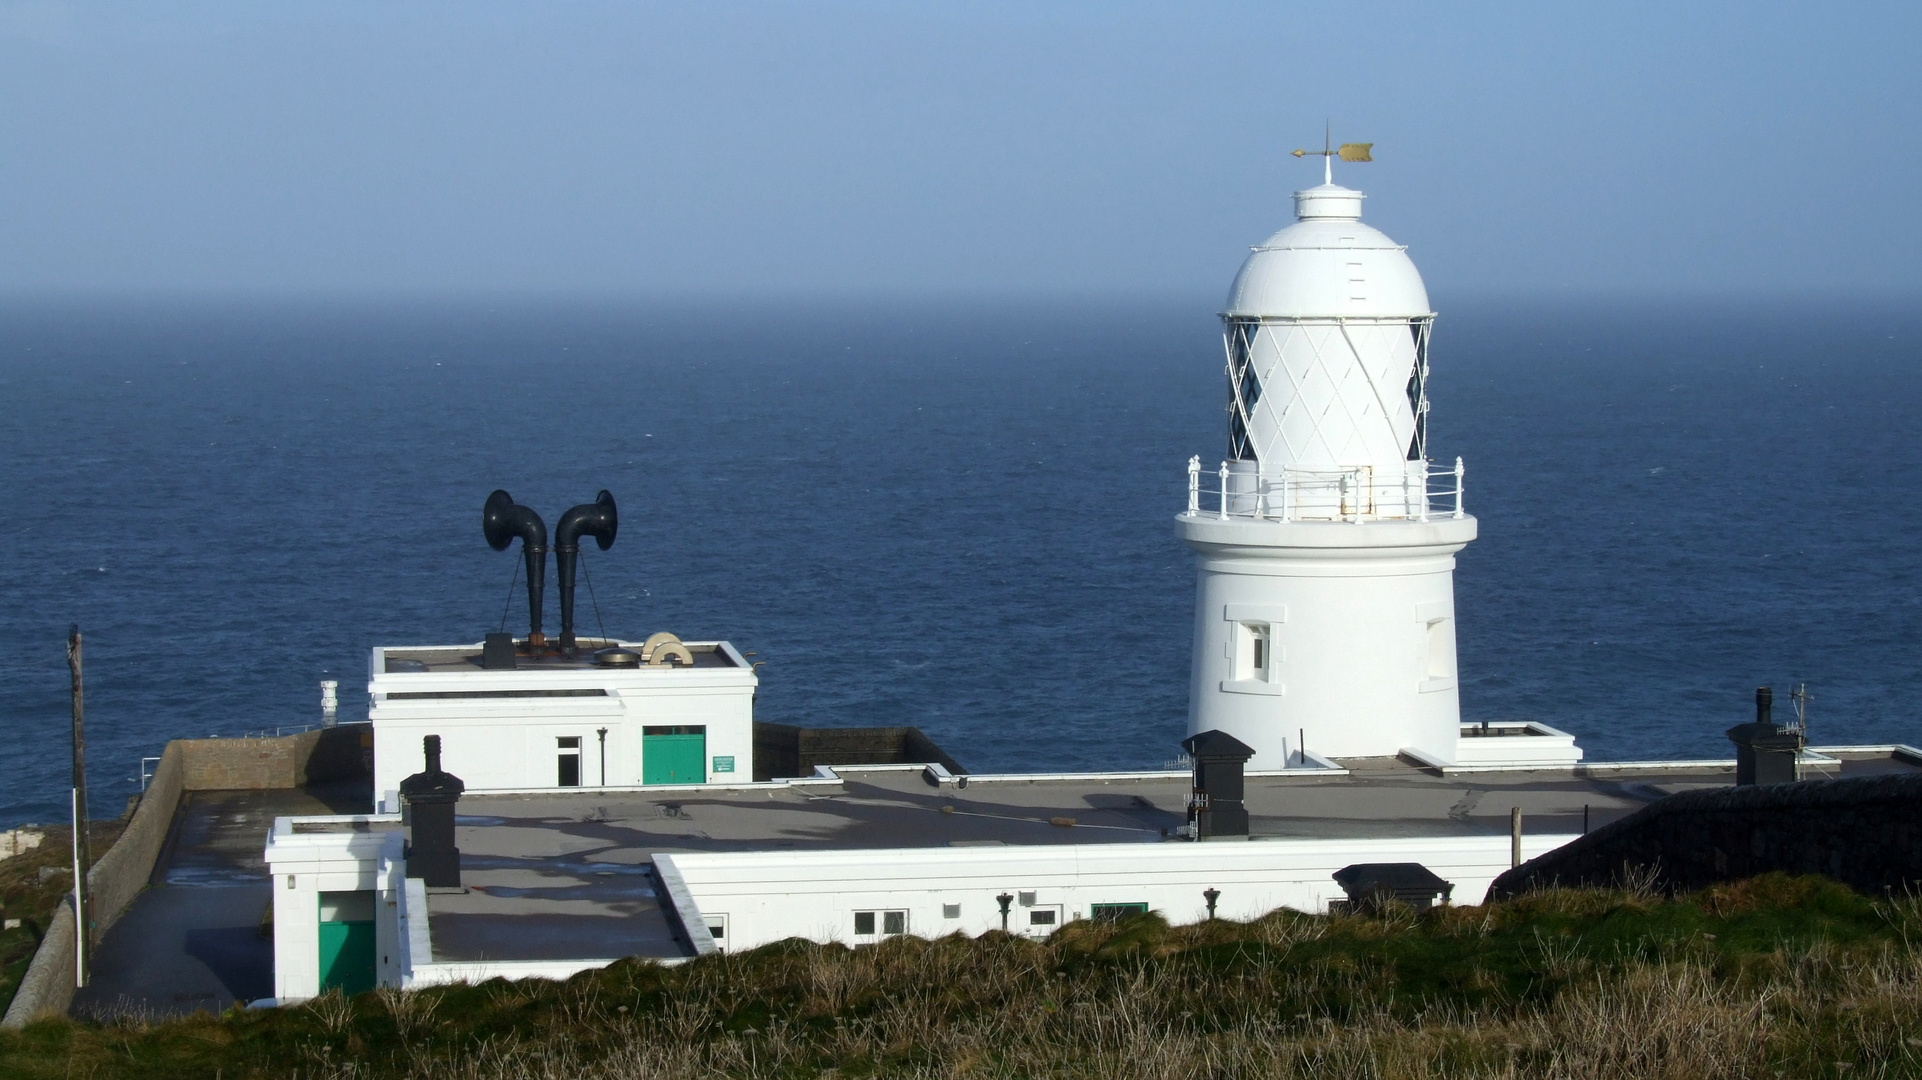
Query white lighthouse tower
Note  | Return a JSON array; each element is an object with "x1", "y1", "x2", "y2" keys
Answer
[{"x1": 1178, "y1": 150, "x2": 1477, "y2": 768}]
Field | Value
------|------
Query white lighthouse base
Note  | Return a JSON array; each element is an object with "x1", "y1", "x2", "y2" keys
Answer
[{"x1": 1179, "y1": 513, "x2": 1477, "y2": 770}]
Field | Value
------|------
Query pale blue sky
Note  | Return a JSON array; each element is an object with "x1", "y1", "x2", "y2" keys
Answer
[{"x1": 0, "y1": 1, "x2": 1916, "y2": 299}]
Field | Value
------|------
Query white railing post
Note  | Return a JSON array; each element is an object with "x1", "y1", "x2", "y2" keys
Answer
[
  {"x1": 1281, "y1": 468, "x2": 1292, "y2": 521},
  {"x1": 1186, "y1": 455, "x2": 1200, "y2": 516},
  {"x1": 1453, "y1": 457, "x2": 1465, "y2": 519},
  {"x1": 1217, "y1": 462, "x2": 1230, "y2": 521},
  {"x1": 1417, "y1": 460, "x2": 1430, "y2": 522},
  {"x1": 1253, "y1": 464, "x2": 1266, "y2": 520}
]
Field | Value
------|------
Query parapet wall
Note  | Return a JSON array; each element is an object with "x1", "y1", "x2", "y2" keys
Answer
[
  {"x1": 1487, "y1": 771, "x2": 1922, "y2": 901},
  {"x1": 753, "y1": 723, "x2": 966, "y2": 782},
  {"x1": 175, "y1": 726, "x2": 370, "y2": 790}
]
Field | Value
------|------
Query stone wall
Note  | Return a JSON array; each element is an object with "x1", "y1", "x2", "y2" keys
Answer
[
  {"x1": 1, "y1": 905, "x2": 74, "y2": 1029},
  {"x1": 175, "y1": 726, "x2": 370, "y2": 790},
  {"x1": 1487, "y1": 771, "x2": 1922, "y2": 901}
]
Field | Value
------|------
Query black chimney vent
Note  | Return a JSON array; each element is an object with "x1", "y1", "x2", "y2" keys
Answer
[
  {"x1": 1726, "y1": 685, "x2": 1804, "y2": 786},
  {"x1": 399, "y1": 735, "x2": 466, "y2": 888},
  {"x1": 1183, "y1": 729, "x2": 1255, "y2": 838},
  {"x1": 483, "y1": 490, "x2": 549, "y2": 651},
  {"x1": 553, "y1": 490, "x2": 618, "y2": 656}
]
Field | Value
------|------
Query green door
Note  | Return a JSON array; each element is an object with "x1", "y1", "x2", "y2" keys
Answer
[
  {"x1": 318, "y1": 920, "x2": 375, "y2": 995},
  {"x1": 643, "y1": 725, "x2": 707, "y2": 785}
]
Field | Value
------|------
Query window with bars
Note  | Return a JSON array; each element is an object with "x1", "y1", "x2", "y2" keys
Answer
[
  {"x1": 1223, "y1": 318, "x2": 1262, "y2": 460},
  {"x1": 1404, "y1": 319, "x2": 1432, "y2": 461}
]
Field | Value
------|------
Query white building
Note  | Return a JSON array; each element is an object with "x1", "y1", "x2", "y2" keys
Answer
[
  {"x1": 368, "y1": 636, "x2": 757, "y2": 804},
  {"x1": 1179, "y1": 162, "x2": 1553, "y2": 769},
  {"x1": 656, "y1": 831, "x2": 1576, "y2": 954}
]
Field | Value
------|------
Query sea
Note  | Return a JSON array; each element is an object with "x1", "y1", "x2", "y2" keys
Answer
[{"x1": 2, "y1": 295, "x2": 1919, "y2": 827}]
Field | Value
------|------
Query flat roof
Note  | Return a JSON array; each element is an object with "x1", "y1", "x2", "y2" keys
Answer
[
  {"x1": 450, "y1": 749, "x2": 1922, "y2": 852},
  {"x1": 398, "y1": 748, "x2": 1922, "y2": 965}
]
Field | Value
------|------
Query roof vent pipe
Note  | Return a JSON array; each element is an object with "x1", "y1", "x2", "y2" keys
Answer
[
  {"x1": 554, "y1": 490, "x2": 618, "y2": 656},
  {"x1": 483, "y1": 490, "x2": 549, "y2": 650}
]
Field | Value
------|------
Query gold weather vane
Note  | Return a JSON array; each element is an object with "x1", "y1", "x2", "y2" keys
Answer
[{"x1": 1292, "y1": 124, "x2": 1373, "y2": 183}]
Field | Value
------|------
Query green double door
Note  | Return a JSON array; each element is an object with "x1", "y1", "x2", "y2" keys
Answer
[
  {"x1": 318, "y1": 890, "x2": 376, "y2": 996},
  {"x1": 643, "y1": 725, "x2": 707, "y2": 785}
]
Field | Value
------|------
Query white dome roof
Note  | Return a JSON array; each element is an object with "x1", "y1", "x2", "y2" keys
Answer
[{"x1": 1223, "y1": 183, "x2": 1430, "y2": 319}]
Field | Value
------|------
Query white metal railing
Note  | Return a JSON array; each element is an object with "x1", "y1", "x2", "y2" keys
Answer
[{"x1": 1183, "y1": 455, "x2": 1465, "y2": 523}]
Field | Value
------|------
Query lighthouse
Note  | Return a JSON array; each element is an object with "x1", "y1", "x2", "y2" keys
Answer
[{"x1": 1177, "y1": 150, "x2": 1477, "y2": 768}]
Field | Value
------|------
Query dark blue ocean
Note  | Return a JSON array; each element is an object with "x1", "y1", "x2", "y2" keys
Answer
[{"x1": 3, "y1": 297, "x2": 1919, "y2": 827}]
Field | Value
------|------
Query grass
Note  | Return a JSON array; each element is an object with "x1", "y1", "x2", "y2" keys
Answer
[
  {"x1": 0, "y1": 820, "x2": 125, "y2": 1018},
  {"x1": 5, "y1": 874, "x2": 1922, "y2": 1078}
]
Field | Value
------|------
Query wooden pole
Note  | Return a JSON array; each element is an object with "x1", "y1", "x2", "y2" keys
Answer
[
  {"x1": 68, "y1": 625, "x2": 90, "y2": 988},
  {"x1": 1510, "y1": 806, "x2": 1522, "y2": 869}
]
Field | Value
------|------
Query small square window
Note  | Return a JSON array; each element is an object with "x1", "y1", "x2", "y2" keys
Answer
[
  {"x1": 882, "y1": 911, "x2": 906, "y2": 935},
  {"x1": 854, "y1": 911, "x2": 875, "y2": 936},
  {"x1": 942, "y1": 903, "x2": 961, "y2": 919},
  {"x1": 1017, "y1": 891, "x2": 1036, "y2": 906}
]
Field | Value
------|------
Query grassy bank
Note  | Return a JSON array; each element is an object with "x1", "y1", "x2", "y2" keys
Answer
[{"x1": 5, "y1": 874, "x2": 1922, "y2": 1078}]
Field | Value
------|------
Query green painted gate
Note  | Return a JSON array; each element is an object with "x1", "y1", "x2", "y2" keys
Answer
[{"x1": 643, "y1": 725, "x2": 707, "y2": 785}]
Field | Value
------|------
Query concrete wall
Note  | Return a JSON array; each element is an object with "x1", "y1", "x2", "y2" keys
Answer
[
  {"x1": 1487, "y1": 771, "x2": 1922, "y2": 901},
  {"x1": 1, "y1": 726, "x2": 371, "y2": 1026}
]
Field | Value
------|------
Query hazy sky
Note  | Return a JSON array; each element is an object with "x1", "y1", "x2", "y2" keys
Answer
[{"x1": 0, "y1": 1, "x2": 1916, "y2": 300}]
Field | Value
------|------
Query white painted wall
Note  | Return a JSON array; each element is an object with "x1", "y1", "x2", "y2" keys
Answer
[
  {"x1": 369, "y1": 640, "x2": 756, "y2": 798},
  {"x1": 1180, "y1": 515, "x2": 1476, "y2": 767},
  {"x1": 658, "y1": 833, "x2": 1576, "y2": 953}
]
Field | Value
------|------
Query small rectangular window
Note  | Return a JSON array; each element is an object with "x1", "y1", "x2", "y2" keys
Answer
[
  {"x1": 1237, "y1": 622, "x2": 1272, "y2": 681},
  {"x1": 854, "y1": 911, "x2": 875, "y2": 936},
  {"x1": 1090, "y1": 902, "x2": 1150, "y2": 921},
  {"x1": 942, "y1": 903, "x2": 961, "y2": 919},
  {"x1": 558, "y1": 736, "x2": 581, "y2": 749},
  {"x1": 882, "y1": 911, "x2": 906, "y2": 935},
  {"x1": 1029, "y1": 909, "x2": 1056, "y2": 926}
]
